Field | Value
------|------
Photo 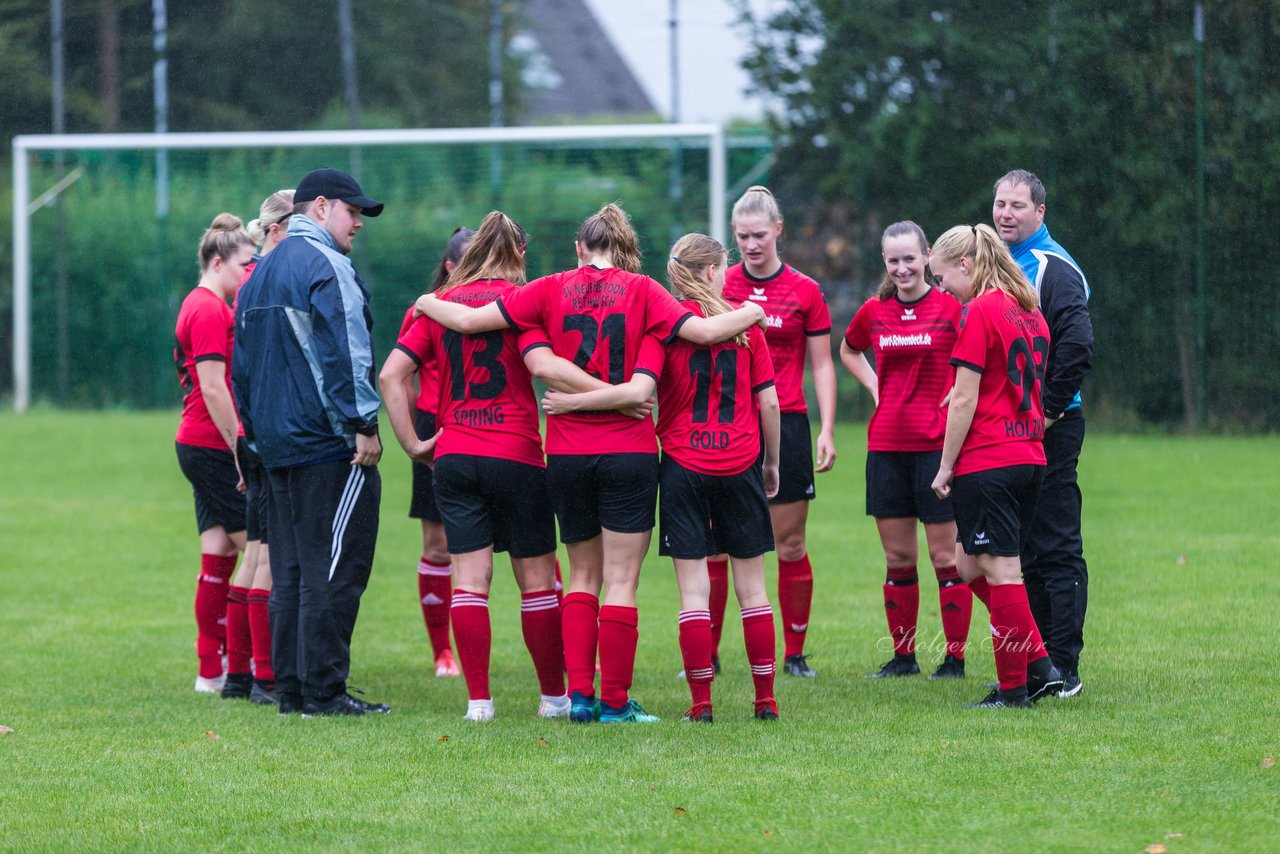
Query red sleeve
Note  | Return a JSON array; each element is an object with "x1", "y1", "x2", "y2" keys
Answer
[
  {"x1": 643, "y1": 277, "x2": 694, "y2": 344},
  {"x1": 398, "y1": 305, "x2": 417, "y2": 338},
  {"x1": 497, "y1": 276, "x2": 549, "y2": 331},
  {"x1": 634, "y1": 334, "x2": 667, "y2": 381},
  {"x1": 844, "y1": 299, "x2": 875, "y2": 350},
  {"x1": 395, "y1": 316, "x2": 436, "y2": 365},
  {"x1": 189, "y1": 299, "x2": 229, "y2": 362},
  {"x1": 516, "y1": 325, "x2": 551, "y2": 356},
  {"x1": 748, "y1": 326, "x2": 775, "y2": 392},
  {"x1": 803, "y1": 278, "x2": 833, "y2": 335},
  {"x1": 950, "y1": 302, "x2": 990, "y2": 374}
]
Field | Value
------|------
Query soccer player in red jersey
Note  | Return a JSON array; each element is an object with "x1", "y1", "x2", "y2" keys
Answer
[
  {"x1": 381, "y1": 211, "x2": 616, "y2": 721},
  {"x1": 221, "y1": 190, "x2": 293, "y2": 703},
  {"x1": 841, "y1": 222, "x2": 972, "y2": 681},
  {"x1": 721, "y1": 186, "x2": 836, "y2": 679},
  {"x1": 396, "y1": 226, "x2": 474, "y2": 681},
  {"x1": 413, "y1": 204, "x2": 766, "y2": 724},
  {"x1": 543, "y1": 233, "x2": 783, "y2": 722},
  {"x1": 174, "y1": 213, "x2": 255, "y2": 694},
  {"x1": 929, "y1": 224, "x2": 1064, "y2": 708}
]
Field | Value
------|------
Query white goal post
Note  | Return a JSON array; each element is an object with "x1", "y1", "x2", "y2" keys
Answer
[{"x1": 11, "y1": 123, "x2": 728, "y2": 413}]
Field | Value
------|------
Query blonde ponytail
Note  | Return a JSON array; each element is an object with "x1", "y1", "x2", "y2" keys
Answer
[{"x1": 667, "y1": 233, "x2": 747, "y2": 347}]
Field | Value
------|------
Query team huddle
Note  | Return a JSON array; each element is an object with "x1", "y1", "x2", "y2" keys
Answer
[{"x1": 172, "y1": 166, "x2": 1092, "y2": 720}]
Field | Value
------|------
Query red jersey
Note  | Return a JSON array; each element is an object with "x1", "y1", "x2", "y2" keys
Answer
[
  {"x1": 497, "y1": 265, "x2": 692, "y2": 455},
  {"x1": 950, "y1": 289, "x2": 1051, "y2": 476},
  {"x1": 723, "y1": 263, "x2": 830, "y2": 413},
  {"x1": 844, "y1": 288, "x2": 961, "y2": 452},
  {"x1": 653, "y1": 303, "x2": 775, "y2": 476},
  {"x1": 399, "y1": 305, "x2": 440, "y2": 414},
  {"x1": 396, "y1": 280, "x2": 548, "y2": 468},
  {"x1": 174, "y1": 286, "x2": 236, "y2": 450}
]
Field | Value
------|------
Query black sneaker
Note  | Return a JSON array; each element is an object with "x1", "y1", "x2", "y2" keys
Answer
[
  {"x1": 278, "y1": 693, "x2": 304, "y2": 715},
  {"x1": 302, "y1": 692, "x2": 387, "y2": 717},
  {"x1": 249, "y1": 681, "x2": 279, "y2": 705},
  {"x1": 783, "y1": 653, "x2": 816, "y2": 678},
  {"x1": 928, "y1": 654, "x2": 965, "y2": 680},
  {"x1": 220, "y1": 672, "x2": 253, "y2": 699},
  {"x1": 966, "y1": 686, "x2": 1031, "y2": 708},
  {"x1": 1027, "y1": 659, "x2": 1065, "y2": 703},
  {"x1": 1057, "y1": 672, "x2": 1084, "y2": 698},
  {"x1": 867, "y1": 654, "x2": 920, "y2": 679}
]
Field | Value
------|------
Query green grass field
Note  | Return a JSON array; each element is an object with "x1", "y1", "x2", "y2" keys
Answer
[{"x1": 1, "y1": 412, "x2": 1277, "y2": 852}]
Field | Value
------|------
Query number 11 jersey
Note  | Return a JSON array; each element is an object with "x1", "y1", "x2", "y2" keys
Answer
[{"x1": 497, "y1": 265, "x2": 693, "y2": 455}]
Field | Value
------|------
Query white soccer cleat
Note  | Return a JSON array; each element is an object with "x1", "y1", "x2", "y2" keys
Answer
[
  {"x1": 538, "y1": 694, "x2": 572, "y2": 719},
  {"x1": 195, "y1": 673, "x2": 226, "y2": 694},
  {"x1": 464, "y1": 699, "x2": 495, "y2": 722}
]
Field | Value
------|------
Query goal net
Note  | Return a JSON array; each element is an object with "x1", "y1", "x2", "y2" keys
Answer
[{"x1": 10, "y1": 124, "x2": 772, "y2": 411}]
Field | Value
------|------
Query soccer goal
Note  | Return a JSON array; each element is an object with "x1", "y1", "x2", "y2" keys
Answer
[{"x1": 10, "y1": 123, "x2": 765, "y2": 412}]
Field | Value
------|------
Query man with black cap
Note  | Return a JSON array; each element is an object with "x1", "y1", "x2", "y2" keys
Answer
[{"x1": 233, "y1": 167, "x2": 391, "y2": 716}]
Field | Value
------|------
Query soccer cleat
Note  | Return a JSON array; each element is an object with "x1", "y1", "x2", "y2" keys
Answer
[
  {"x1": 195, "y1": 673, "x2": 226, "y2": 694},
  {"x1": 277, "y1": 693, "x2": 304, "y2": 715},
  {"x1": 1027, "y1": 661, "x2": 1065, "y2": 703},
  {"x1": 249, "y1": 681, "x2": 279, "y2": 705},
  {"x1": 599, "y1": 699, "x2": 661, "y2": 724},
  {"x1": 464, "y1": 699, "x2": 495, "y2": 722},
  {"x1": 568, "y1": 691, "x2": 600, "y2": 724},
  {"x1": 1057, "y1": 672, "x2": 1084, "y2": 698},
  {"x1": 680, "y1": 703, "x2": 714, "y2": 724},
  {"x1": 928, "y1": 654, "x2": 966, "y2": 680},
  {"x1": 867, "y1": 654, "x2": 920, "y2": 679},
  {"x1": 712, "y1": 653, "x2": 722, "y2": 675},
  {"x1": 435, "y1": 649, "x2": 461, "y2": 678},
  {"x1": 753, "y1": 697, "x2": 780, "y2": 720},
  {"x1": 220, "y1": 672, "x2": 253, "y2": 699},
  {"x1": 966, "y1": 687, "x2": 1032, "y2": 709},
  {"x1": 301, "y1": 692, "x2": 391, "y2": 717},
  {"x1": 538, "y1": 694, "x2": 572, "y2": 719},
  {"x1": 783, "y1": 653, "x2": 817, "y2": 678}
]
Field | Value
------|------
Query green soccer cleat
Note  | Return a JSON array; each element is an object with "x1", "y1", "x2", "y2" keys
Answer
[{"x1": 599, "y1": 699, "x2": 661, "y2": 724}]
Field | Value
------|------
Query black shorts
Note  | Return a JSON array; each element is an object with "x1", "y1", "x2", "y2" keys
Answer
[
  {"x1": 952, "y1": 464, "x2": 1044, "y2": 557},
  {"x1": 431, "y1": 454, "x2": 556, "y2": 558},
  {"x1": 866, "y1": 449, "x2": 954, "y2": 523},
  {"x1": 546, "y1": 453, "x2": 659, "y2": 543},
  {"x1": 176, "y1": 441, "x2": 246, "y2": 535},
  {"x1": 658, "y1": 455, "x2": 774, "y2": 560},
  {"x1": 408, "y1": 409, "x2": 443, "y2": 523},
  {"x1": 239, "y1": 437, "x2": 271, "y2": 544},
  {"x1": 769, "y1": 412, "x2": 816, "y2": 505}
]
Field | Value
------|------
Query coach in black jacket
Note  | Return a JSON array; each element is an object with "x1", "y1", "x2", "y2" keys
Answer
[{"x1": 993, "y1": 169, "x2": 1093, "y2": 699}]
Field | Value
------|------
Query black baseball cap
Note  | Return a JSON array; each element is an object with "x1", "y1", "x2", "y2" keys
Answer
[{"x1": 294, "y1": 168, "x2": 384, "y2": 217}]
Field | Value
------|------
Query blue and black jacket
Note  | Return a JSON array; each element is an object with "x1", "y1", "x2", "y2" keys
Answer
[
  {"x1": 232, "y1": 215, "x2": 380, "y2": 469},
  {"x1": 1009, "y1": 224, "x2": 1094, "y2": 419}
]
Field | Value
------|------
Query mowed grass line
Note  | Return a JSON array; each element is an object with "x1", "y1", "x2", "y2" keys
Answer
[{"x1": 0, "y1": 412, "x2": 1277, "y2": 852}]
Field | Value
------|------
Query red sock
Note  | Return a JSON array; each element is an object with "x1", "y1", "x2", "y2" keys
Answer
[
  {"x1": 741, "y1": 604, "x2": 776, "y2": 703},
  {"x1": 553, "y1": 559, "x2": 564, "y2": 606},
  {"x1": 777, "y1": 555, "x2": 814, "y2": 658},
  {"x1": 989, "y1": 583, "x2": 1033, "y2": 691},
  {"x1": 417, "y1": 559, "x2": 453, "y2": 658},
  {"x1": 450, "y1": 589, "x2": 491, "y2": 701},
  {"x1": 678, "y1": 610, "x2": 714, "y2": 706},
  {"x1": 521, "y1": 589, "x2": 564, "y2": 697},
  {"x1": 1026, "y1": 612, "x2": 1050, "y2": 664},
  {"x1": 883, "y1": 564, "x2": 919, "y2": 656},
  {"x1": 707, "y1": 559, "x2": 730, "y2": 657},
  {"x1": 598, "y1": 605, "x2": 639, "y2": 709},
  {"x1": 225, "y1": 585, "x2": 252, "y2": 674},
  {"x1": 968, "y1": 575, "x2": 992, "y2": 610},
  {"x1": 246, "y1": 589, "x2": 275, "y2": 682},
  {"x1": 561, "y1": 592, "x2": 599, "y2": 698},
  {"x1": 195, "y1": 553, "x2": 236, "y2": 678},
  {"x1": 935, "y1": 565, "x2": 973, "y2": 660}
]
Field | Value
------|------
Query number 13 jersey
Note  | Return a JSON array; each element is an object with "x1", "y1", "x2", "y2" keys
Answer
[
  {"x1": 396, "y1": 279, "x2": 549, "y2": 468},
  {"x1": 498, "y1": 265, "x2": 693, "y2": 455},
  {"x1": 653, "y1": 302, "x2": 776, "y2": 476}
]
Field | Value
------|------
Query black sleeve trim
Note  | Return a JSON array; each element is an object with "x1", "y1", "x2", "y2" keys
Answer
[
  {"x1": 804, "y1": 327, "x2": 832, "y2": 337},
  {"x1": 394, "y1": 343, "x2": 422, "y2": 367},
  {"x1": 193, "y1": 353, "x2": 227, "y2": 364},
  {"x1": 951, "y1": 357, "x2": 984, "y2": 374},
  {"x1": 354, "y1": 420, "x2": 379, "y2": 437},
  {"x1": 634, "y1": 368, "x2": 659, "y2": 381},
  {"x1": 752, "y1": 379, "x2": 776, "y2": 394},
  {"x1": 664, "y1": 312, "x2": 694, "y2": 345},
  {"x1": 496, "y1": 299, "x2": 519, "y2": 330},
  {"x1": 520, "y1": 341, "x2": 551, "y2": 358}
]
